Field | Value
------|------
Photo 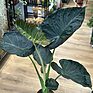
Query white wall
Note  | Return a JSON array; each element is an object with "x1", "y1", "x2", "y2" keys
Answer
[{"x1": 0, "y1": 0, "x2": 8, "y2": 37}]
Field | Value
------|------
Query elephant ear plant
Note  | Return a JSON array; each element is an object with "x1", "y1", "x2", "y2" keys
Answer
[{"x1": 0, "y1": 7, "x2": 92, "y2": 93}]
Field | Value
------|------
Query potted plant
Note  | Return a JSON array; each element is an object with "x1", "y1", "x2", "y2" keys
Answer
[
  {"x1": 87, "y1": 16, "x2": 93, "y2": 47},
  {"x1": 0, "y1": 7, "x2": 92, "y2": 93}
]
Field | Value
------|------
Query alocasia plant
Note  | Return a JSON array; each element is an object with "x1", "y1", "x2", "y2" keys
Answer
[{"x1": 0, "y1": 7, "x2": 92, "y2": 93}]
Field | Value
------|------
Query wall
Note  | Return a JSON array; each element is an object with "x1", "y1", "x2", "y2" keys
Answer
[{"x1": 0, "y1": 0, "x2": 8, "y2": 37}]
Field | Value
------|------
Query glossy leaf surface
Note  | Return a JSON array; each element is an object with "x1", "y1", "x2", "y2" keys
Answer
[
  {"x1": 0, "y1": 31, "x2": 35, "y2": 57},
  {"x1": 51, "y1": 59, "x2": 92, "y2": 88},
  {"x1": 40, "y1": 7, "x2": 85, "y2": 49}
]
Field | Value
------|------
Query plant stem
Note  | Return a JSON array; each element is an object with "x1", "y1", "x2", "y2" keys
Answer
[
  {"x1": 55, "y1": 75, "x2": 61, "y2": 80},
  {"x1": 29, "y1": 56, "x2": 40, "y2": 78},
  {"x1": 46, "y1": 49, "x2": 55, "y2": 79},
  {"x1": 34, "y1": 44, "x2": 46, "y2": 78},
  {"x1": 29, "y1": 56, "x2": 44, "y2": 88},
  {"x1": 34, "y1": 44, "x2": 47, "y2": 92}
]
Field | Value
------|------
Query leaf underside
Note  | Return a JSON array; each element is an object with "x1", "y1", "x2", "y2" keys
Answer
[{"x1": 15, "y1": 20, "x2": 50, "y2": 46}]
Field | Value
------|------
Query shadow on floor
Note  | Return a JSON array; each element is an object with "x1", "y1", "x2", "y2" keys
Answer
[{"x1": 0, "y1": 54, "x2": 10, "y2": 69}]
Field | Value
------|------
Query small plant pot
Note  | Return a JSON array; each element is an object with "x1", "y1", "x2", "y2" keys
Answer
[{"x1": 37, "y1": 89, "x2": 54, "y2": 93}]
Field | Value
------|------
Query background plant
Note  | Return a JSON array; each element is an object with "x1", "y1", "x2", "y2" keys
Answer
[
  {"x1": 87, "y1": 16, "x2": 93, "y2": 28},
  {"x1": 87, "y1": 15, "x2": 93, "y2": 46},
  {"x1": 0, "y1": 7, "x2": 92, "y2": 93}
]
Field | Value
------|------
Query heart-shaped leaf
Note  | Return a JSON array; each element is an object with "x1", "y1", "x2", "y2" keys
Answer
[
  {"x1": 33, "y1": 45, "x2": 53, "y2": 65},
  {"x1": 40, "y1": 7, "x2": 85, "y2": 49},
  {"x1": 0, "y1": 31, "x2": 35, "y2": 57},
  {"x1": 51, "y1": 59, "x2": 92, "y2": 88},
  {"x1": 45, "y1": 78, "x2": 59, "y2": 90}
]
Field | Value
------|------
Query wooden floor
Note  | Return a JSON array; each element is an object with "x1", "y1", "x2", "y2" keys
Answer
[{"x1": 0, "y1": 1, "x2": 93, "y2": 93}]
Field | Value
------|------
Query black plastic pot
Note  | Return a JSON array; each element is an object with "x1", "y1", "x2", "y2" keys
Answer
[{"x1": 37, "y1": 89, "x2": 54, "y2": 93}]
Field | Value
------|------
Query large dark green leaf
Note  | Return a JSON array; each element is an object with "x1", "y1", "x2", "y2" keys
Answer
[
  {"x1": 15, "y1": 20, "x2": 50, "y2": 46},
  {"x1": 0, "y1": 31, "x2": 35, "y2": 57},
  {"x1": 45, "y1": 78, "x2": 59, "y2": 90},
  {"x1": 51, "y1": 59, "x2": 92, "y2": 88},
  {"x1": 33, "y1": 45, "x2": 53, "y2": 65},
  {"x1": 40, "y1": 7, "x2": 85, "y2": 49}
]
